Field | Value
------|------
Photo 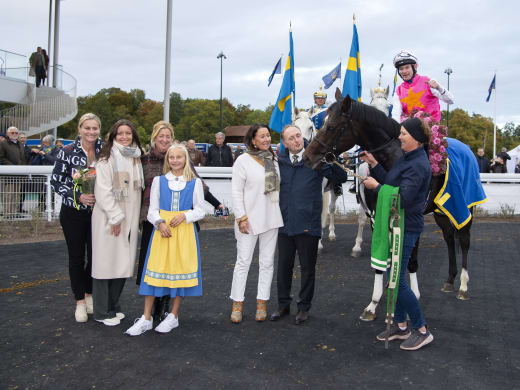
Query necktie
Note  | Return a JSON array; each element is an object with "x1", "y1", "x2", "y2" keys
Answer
[{"x1": 292, "y1": 155, "x2": 299, "y2": 165}]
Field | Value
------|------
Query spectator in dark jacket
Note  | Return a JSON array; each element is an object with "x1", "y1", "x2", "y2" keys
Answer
[
  {"x1": 497, "y1": 147, "x2": 511, "y2": 172},
  {"x1": 29, "y1": 135, "x2": 58, "y2": 165},
  {"x1": 361, "y1": 117, "x2": 433, "y2": 351},
  {"x1": 18, "y1": 132, "x2": 32, "y2": 163},
  {"x1": 0, "y1": 127, "x2": 25, "y2": 218},
  {"x1": 270, "y1": 125, "x2": 347, "y2": 325},
  {"x1": 206, "y1": 132, "x2": 233, "y2": 167},
  {"x1": 0, "y1": 127, "x2": 25, "y2": 165},
  {"x1": 490, "y1": 156, "x2": 507, "y2": 173},
  {"x1": 475, "y1": 148, "x2": 490, "y2": 173}
]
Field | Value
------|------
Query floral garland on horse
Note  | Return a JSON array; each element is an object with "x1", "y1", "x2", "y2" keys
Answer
[{"x1": 403, "y1": 109, "x2": 448, "y2": 176}]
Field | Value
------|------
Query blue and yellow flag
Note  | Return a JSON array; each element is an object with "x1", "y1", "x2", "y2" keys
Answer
[
  {"x1": 342, "y1": 20, "x2": 361, "y2": 101},
  {"x1": 269, "y1": 31, "x2": 295, "y2": 133},
  {"x1": 322, "y1": 62, "x2": 341, "y2": 89}
]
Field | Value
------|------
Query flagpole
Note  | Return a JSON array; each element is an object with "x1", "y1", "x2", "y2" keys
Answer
[
  {"x1": 493, "y1": 71, "x2": 497, "y2": 158},
  {"x1": 289, "y1": 22, "x2": 295, "y2": 122}
]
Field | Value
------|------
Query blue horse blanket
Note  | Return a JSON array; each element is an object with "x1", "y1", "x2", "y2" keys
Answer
[{"x1": 434, "y1": 138, "x2": 487, "y2": 229}]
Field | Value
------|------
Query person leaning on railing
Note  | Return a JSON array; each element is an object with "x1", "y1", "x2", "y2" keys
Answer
[
  {"x1": 50, "y1": 113, "x2": 103, "y2": 323},
  {"x1": 0, "y1": 126, "x2": 25, "y2": 218}
]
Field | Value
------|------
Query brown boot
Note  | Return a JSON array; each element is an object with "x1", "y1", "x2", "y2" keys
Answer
[
  {"x1": 230, "y1": 301, "x2": 243, "y2": 323},
  {"x1": 255, "y1": 299, "x2": 267, "y2": 322}
]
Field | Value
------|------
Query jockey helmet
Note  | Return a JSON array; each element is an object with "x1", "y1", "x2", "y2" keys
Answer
[
  {"x1": 393, "y1": 50, "x2": 418, "y2": 68},
  {"x1": 313, "y1": 85, "x2": 327, "y2": 99}
]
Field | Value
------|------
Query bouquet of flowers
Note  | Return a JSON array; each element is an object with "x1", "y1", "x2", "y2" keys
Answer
[
  {"x1": 404, "y1": 110, "x2": 449, "y2": 176},
  {"x1": 73, "y1": 167, "x2": 96, "y2": 208}
]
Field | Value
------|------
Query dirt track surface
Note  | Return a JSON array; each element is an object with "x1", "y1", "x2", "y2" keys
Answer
[{"x1": 1, "y1": 222, "x2": 519, "y2": 389}]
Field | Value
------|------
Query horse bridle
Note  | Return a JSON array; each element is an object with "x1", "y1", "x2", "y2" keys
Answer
[{"x1": 313, "y1": 105, "x2": 398, "y2": 165}]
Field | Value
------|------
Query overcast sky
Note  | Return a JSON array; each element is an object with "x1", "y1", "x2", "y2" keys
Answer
[{"x1": 3, "y1": 0, "x2": 519, "y2": 126}]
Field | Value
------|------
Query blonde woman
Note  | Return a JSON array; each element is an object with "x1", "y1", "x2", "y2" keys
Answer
[
  {"x1": 126, "y1": 144, "x2": 206, "y2": 336},
  {"x1": 51, "y1": 113, "x2": 102, "y2": 322},
  {"x1": 91, "y1": 119, "x2": 144, "y2": 326}
]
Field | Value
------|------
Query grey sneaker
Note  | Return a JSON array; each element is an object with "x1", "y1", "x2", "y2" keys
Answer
[
  {"x1": 400, "y1": 329, "x2": 434, "y2": 350},
  {"x1": 376, "y1": 325, "x2": 411, "y2": 341}
]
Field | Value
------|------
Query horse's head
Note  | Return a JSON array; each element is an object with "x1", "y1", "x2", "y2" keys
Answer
[
  {"x1": 303, "y1": 88, "x2": 359, "y2": 169},
  {"x1": 293, "y1": 107, "x2": 315, "y2": 142},
  {"x1": 370, "y1": 86, "x2": 390, "y2": 116}
]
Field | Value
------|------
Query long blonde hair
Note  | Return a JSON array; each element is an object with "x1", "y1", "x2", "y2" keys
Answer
[
  {"x1": 150, "y1": 121, "x2": 174, "y2": 147},
  {"x1": 163, "y1": 144, "x2": 196, "y2": 181}
]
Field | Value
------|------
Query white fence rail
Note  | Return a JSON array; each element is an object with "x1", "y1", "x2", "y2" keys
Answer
[{"x1": 1, "y1": 166, "x2": 519, "y2": 222}]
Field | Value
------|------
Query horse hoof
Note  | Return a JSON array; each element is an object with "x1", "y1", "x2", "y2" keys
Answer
[
  {"x1": 456, "y1": 290, "x2": 470, "y2": 300},
  {"x1": 329, "y1": 236, "x2": 336, "y2": 242},
  {"x1": 351, "y1": 251, "x2": 361, "y2": 258},
  {"x1": 359, "y1": 310, "x2": 376, "y2": 322},
  {"x1": 441, "y1": 283, "x2": 455, "y2": 293}
]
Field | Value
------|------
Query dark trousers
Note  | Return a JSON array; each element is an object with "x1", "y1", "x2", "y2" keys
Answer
[
  {"x1": 92, "y1": 278, "x2": 126, "y2": 320},
  {"x1": 136, "y1": 220, "x2": 154, "y2": 285},
  {"x1": 59, "y1": 205, "x2": 93, "y2": 301},
  {"x1": 277, "y1": 233, "x2": 319, "y2": 312},
  {"x1": 35, "y1": 66, "x2": 46, "y2": 87}
]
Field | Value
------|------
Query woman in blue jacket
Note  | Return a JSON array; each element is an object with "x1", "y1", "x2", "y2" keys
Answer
[{"x1": 361, "y1": 117, "x2": 433, "y2": 351}]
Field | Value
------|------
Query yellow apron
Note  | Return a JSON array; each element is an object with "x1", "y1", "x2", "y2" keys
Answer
[{"x1": 143, "y1": 210, "x2": 199, "y2": 288}]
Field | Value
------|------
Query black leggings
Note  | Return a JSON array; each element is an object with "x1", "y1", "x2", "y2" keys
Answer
[
  {"x1": 136, "y1": 220, "x2": 154, "y2": 285},
  {"x1": 59, "y1": 205, "x2": 93, "y2": 300}
]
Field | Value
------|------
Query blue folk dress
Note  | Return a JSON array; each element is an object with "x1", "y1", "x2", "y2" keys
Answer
[{"x1": 139, "y1": 175, "x2": 202, "y2": 297}]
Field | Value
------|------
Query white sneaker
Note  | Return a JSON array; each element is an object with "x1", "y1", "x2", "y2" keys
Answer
[
  {"x1": 75, "y1": 303, "x2": 88, "y2": 323},
  {"x1": 95, "y1": 316, "x2": 121, "y2": 326},
  {"x1": 155, "y1": 313, "x2": 179, "y2": 333},
  {"x1": 85, "y1": 295, "x2": 94, "y2": 314},
  {"x1": 116, "y1": 312, "x2": 125, "y2": 320},
  {"x1": 125, "y1": 315, "x2": 153, "y2": 336}
]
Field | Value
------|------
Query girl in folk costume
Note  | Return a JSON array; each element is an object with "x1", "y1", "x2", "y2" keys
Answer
[
  {"x1": 126, "y1": 144, "x2": 206, "y2": 336},
  {"x1": 91, "y1": 119, "x2": 144, "y2": 326},
  {"x1": 391, "y1": 50, "x2": 454, "y2": 123}
]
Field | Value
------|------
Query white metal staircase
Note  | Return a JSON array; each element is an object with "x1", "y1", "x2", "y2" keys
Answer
[{"x1": 0, "y1": 51, "x2": 78, "y2": 137}]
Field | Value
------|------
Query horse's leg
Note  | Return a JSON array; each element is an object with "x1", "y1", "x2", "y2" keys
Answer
[
  {"x1": 456, "y1": 219, "x2": 472, "y2": 300},
  {"x1": 351, "y1": 205, "x2": 366, "y2": 257},
  {"x1": 435, "y1": 213, "x2": 457, "y2": 292},
  {"x1": 328, "y1": 192, "x2": 337, "y2": 241},
  {"x1": 319, "y1": 190, "x2": 330, "y2": 253},
  {"x1": 407, "y1": 237, "x2": 420, "y2": 300},
  {"x1": 360, "y1": 270, "x2": 383, "y2": 321}
]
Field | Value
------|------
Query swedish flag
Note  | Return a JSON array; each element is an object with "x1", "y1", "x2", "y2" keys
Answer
[
  {"x1": 269, "y1": 31, "x2": 295, "y2": 133},
  {"x1": 342, "y1": 21, "x2": 361, "y2": 101}
]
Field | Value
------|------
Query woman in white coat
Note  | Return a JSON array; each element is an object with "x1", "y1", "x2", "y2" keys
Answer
[
  {"x1": 230, "y1": 124, "x2": 283, "y2": 323},
  {"x1": 91, "y1": 119, "x2": 144, "y2": 326}
]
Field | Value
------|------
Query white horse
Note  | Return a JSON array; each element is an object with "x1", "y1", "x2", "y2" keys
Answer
[
  {"x1": 355, "y1": 85, "x2": 421, "y2": 321},
  {"x1": 293, "y1": 108, "x2": 316, "y2": 141}
]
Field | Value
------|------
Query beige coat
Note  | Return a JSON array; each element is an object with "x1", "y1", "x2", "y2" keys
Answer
[{"x1": 92, "y1": 156, "x2": 142, "y2": 279}]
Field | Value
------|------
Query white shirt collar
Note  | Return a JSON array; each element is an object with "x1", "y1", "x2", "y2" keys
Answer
[
  {"x1": 165, "y1": 171, "x2": 186, "y2": 182},
  {"x1": 290, "y1": 148, "x2": 305, "y2": 163}
]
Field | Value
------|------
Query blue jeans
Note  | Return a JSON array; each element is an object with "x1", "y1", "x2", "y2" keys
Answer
[{"x1": 390, "y1": 231, "x2": 426, "y2": 330}]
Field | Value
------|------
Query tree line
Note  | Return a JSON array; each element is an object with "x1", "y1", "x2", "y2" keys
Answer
[
  {"x1": 57, "y1": 87, "x2": 276, "y2": 145},
  {"x1": 57, "y1": 87, "x2": 520, "y2": 156}
]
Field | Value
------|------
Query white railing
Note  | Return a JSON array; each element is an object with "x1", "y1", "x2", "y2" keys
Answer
[
  {"x1": 1, "y1": 166, "x2": 519, "y2": 222},
  {"x1": 0, "y1": 66, "x2": 77, "y2": 137},
  {"x1": 0, "y1": 49, "x2": 27, "y2": 79}
]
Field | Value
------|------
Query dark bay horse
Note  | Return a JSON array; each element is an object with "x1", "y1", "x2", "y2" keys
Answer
[{"x1": 303, "y1": 88, "x2": 474, "y2": 321}]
